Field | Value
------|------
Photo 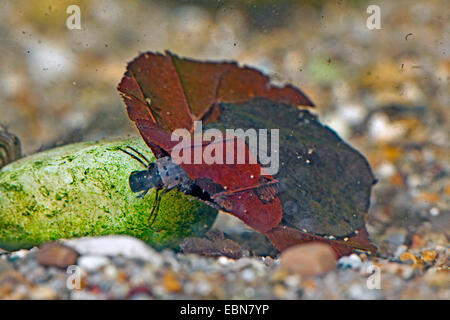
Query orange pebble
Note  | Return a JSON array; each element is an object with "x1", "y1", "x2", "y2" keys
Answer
[
  {"x1": 390, "y1": 173, "x2": 404, "y2": 187},
  {"x1": 163, "y1": 270, "x2": 183, "y2": 293},
  {"x1": 445, "y1": 184, "x2": 450, "y2": 197},
  {"x1": 384, "y1": 145, "x2": 403, "y2": 162},
  {"x1": 400, "y1": 252, "x2": 418, "y2": 263},
  {"x1": 421, "y1": 250, "x2": 438, "y2": 262},
  {"x1": 400, "y1": 252, "x2": 425, "y2": 270},
  {"x1": 117, "y1": 270, "x2": 129, "y2": 283},
  {"x1": 302, "y1": 279, "x2": 317, "y2": 290},
  {"x1": 410, "y1": 234, "x2": 425, "y2": 249},
  {"x1": 415, "y1": 192, "x2": 441, "y2": 204}
]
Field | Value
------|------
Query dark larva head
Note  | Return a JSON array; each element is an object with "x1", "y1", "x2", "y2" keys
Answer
[{"x1": 129, "y1": 163, "x2": 162, "y2": 193}]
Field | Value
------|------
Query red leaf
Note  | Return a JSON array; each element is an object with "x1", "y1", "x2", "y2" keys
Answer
[
  {"x1": 118, "y1": 51, "x2": 314, "y2": 136},
  {"x1": 265, "y1": 226, "x2": 377, "y2": 258}
]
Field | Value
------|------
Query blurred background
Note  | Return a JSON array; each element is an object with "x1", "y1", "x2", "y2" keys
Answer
[{"x1": 0, "y1": 0, "x2": 448, "y2": 255}]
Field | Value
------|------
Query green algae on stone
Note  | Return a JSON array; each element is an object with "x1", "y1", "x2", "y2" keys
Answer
[{"x1": 0, "y1": 138, "x2": 218, "y2": 251}]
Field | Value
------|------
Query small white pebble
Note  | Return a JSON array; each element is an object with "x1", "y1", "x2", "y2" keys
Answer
[
  {"x1": 244, "y1": 287, "x2": 255, "y2": 298},
  {"x1": 430, "y1": 207, "x2": 440, "y2": 216},
  {"x1": 284, "y1": 275, "x2": 300, "y2": 287},
  {"x1": 376, "y1": 162, "x2": 396, "y2": 178},
  {"x1": 217, "y1": 256, "x2": 231, "y2": 265},
  {"x1": 196, "y1": 281, "x2": 211, "y2": 296},
  {"x1": 394, "y1": 244, "x2": 408, "y2": 257},
  {"x1": 103, "y1": 264, "x2": 118, "y2": 280},
  {"x1": 10, "y1": 249, "x2": 29, "y2": 259},
  {"x1": 241, "y1": 268, "x2": 256, "y2": 282},
  {"x1": 338, "y1": 253, "x2": 362, "y2": 270},
  {"x1": 78, "y1": 255, "x2": 109, "y2": 272}
]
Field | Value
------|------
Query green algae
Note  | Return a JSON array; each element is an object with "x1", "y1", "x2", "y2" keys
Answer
[{"x1": 0, "y1": 138, "x2": 218, "y2": 251}]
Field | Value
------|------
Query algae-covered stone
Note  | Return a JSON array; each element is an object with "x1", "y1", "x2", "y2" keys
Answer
[{"x1": 0, "y1": 138, "x2": 218, "y2": 251}]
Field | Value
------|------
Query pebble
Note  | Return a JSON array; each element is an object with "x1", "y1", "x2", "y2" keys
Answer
[
  {"x1": 410, "y1": 234, "x2": 425, "y2": 249},
  {"x1": 284, "y1": 275, "x2": 301, "y2": 288},
  {"x1": 217, "y1": 256, "x2": 232, "y2": 266},
  {"x1": 195, "y1": 280, "x2": 212, "y2": 296},
  {"x1": 163, "y1": 271, "x2": 182, "y2": 293},
  {"x1": 368, "y1": 113, "x2": 406, "y2": 142},
  {"x1": 421, "y1": 250, "x2": 438, "y2": 263},
  {"x1": 71, "y1": 290, "x2": 107, "y2": 300},
  {"x1": 63, "y1": 236, "x2": 163, "y2": 268},
  {"x1": 388, "y1": 233, "x2": 407, "y2": 247},
  {"x1": 273, "y1": 284, "x2": 287, "y2": 299},
  {"x1": 37, "y1": 242, "x2": 79, "y2": 268},
  {"x1": 400, "y1": 252, "x2": 420, "y2": 265},
  {"x1": 241, "y1": 268, "x2": 256, "y2": 282},
  {"x1": 0, "y1": 260, "x2": 13, "y2": 274},
  {"x1": 424, "y1": 268, "x2": 449, "y2": 288},
  {"x1": 8, "y1": 250, "x2": 29, "y2": 261},
  {"x1": 244, "y1": 287, "x2": 255, "y2": 298},
  {"x1": 279, "y1": 243, "x2": 337, "y2": 276},
  {"x1": 109, "y1": 283, "x2": 130, "y2": 299},
  {"x1": 78, "y1": 256, "x2": 110, "y2": 272},
  {"x1": 29, "y1": 285, "x2": 57, "y2": 300},
  {"x1": 103, "y1": 264, "x2": 118, "y2": 280},
  {"x1": 394, "y1": 245, "x2": 408, "y2": 257},
  {"x1": 348, "y1": 283, "x2": 383, "y2": 300},
  {"x1": 381, "y1": 262, "x2": 415, "y2": 280},
  {"x1": 338, "y1": 254, "x2": 362, "y2": 270},
  {"x1": 429, "y1": 207, "x2": 440, "y2": 216}
]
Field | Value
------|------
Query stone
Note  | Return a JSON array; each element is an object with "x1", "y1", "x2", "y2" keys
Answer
[
  {"x1": 0, "y1": 269, "x2": 30, "y2": 299},
  {"x1": 421, "y1": 250, "x2": 438, "y2": 262},
  {"x1": 0, "y1": 260, "x2": 13, "y2": 274},
  {"x1": 424, "y1": 268, "x2": 449, "y2": 288},
  {"x1": 0, "y1": 138, "x2": 218, "y2": 251},
  {"x1": 280, "y1": 243, "x2": 337, "y2": 276},
  {"x1": 63, "y1": 236, "x2": 163, "y2": 268},
  {"x1": 78, "y1": 255, "x2": 110, "y2": 272},
  {"x1": 37, "y1": 242, "x2": 79, "y2": 268},
  {"x1": 163, "y1": 270, "x2": 182, "y2": 293},
  {"x1": 29, "y1": 285, "x2": 57, "y2": 300},
  {"x1": 338, "y1": 254, "x2": 362, "y2": 270}
]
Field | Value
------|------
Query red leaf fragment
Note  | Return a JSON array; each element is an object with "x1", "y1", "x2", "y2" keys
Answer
[{"x1": 265, "y1": 226, "x2": 377, "y2": 258}]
